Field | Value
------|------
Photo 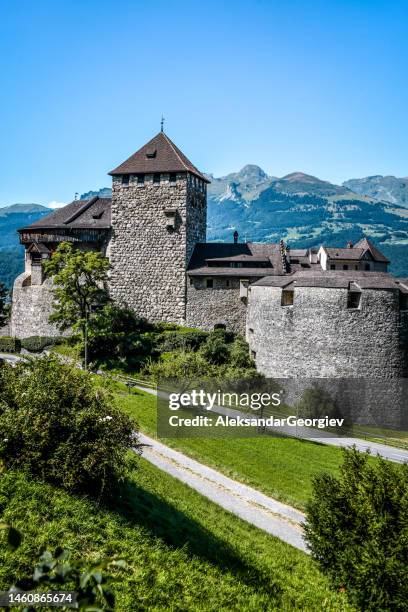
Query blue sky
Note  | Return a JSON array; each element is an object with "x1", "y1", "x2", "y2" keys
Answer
[{"x1": 0, "y1": 0, "x2": 407, "y2": 206}]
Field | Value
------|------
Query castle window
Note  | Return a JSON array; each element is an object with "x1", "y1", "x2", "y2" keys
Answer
[
  {"x1": 190, "y1": 278, "x2": 194, "y2": 286},
  {"x1": 137, "y1": 174, "x2": 145, "y2": 184},
  {"x1": 343, "y1": 265, "x2": 349, "y2": 270},
  {"x1": 153, "y1": 173, "x2": 161, "y2": 184},
  {"x1": 214, "y1": 323, "x2": 226, "y2": 330},
  {"x1": 225, "y1": 279, "x2": 230, "y2": 287},
  {"x1": 365, "y1": 263, "x2": 371, "y2": 271},
  {"x1": 347, "y1": 291, "x2": 361, "y2": 309},
  {"x1": 251, "y1": 350, "x2": 256, "y2": 359},
  {"x1": 330, "y1": 264, "x2": 336, "y2": 270},
  {"x1": 169, "y1": 173, "x2": 177, "y2": 183},
  {"x1": 206, "y1": 278, "x2": 213, "y2": 288},
  {"x1": 122, "y1": 175, "x2": 129, "y2": 186},
  {"x1": 281, "y1": 289, "x2": 294, "y2": 306},
  {"x1": 399, "y1": 292, "x2": 408, "y2": 311}
]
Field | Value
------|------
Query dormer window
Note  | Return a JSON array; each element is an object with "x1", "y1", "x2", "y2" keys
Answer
[
  {"x1": 153, "y1": 173, "x2": 161, "y2": 184},
  {"x1": 169, "y1": 173, "x2": 177, "y2": 183},
  {"x1": 146, "y1": 150, "x2": 157, "y2": 158},
  {"x1": 122, "y1": 175, "x2": 129, "y2": 186}
]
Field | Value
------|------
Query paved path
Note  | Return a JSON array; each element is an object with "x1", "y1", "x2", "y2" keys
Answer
[{"x1": 138, "y1": 432, "x2": 307, "y2": 552}]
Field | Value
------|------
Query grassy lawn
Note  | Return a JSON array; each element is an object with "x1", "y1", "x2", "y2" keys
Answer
[
  {"x1": 116, "y1": 384, "x2": 352, "y2": 511},
  {"x1": 0, "y1": 466, "x2": 353, "y2": 611}
]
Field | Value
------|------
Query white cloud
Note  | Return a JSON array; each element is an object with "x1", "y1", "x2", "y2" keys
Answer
[{"x1": 48, "y1": 200, "x2": 67, "y2": 209}]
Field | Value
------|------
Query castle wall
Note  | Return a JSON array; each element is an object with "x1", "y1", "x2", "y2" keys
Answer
[
  {"x1": 10, "y1": 273, "x2": 61, "y2": 338},
  {"x1": 109, "y1": 173, "x2": 206, "y2": 324},
  {"x1": 247, "y1": 285, "x2": 408, "y2": 428},
  {"x1": 247, "y1": 285, "x2": 407, "y2": 378},
  {"x1": 186, "y1": 277, "x2": 247, "y2": 334}
]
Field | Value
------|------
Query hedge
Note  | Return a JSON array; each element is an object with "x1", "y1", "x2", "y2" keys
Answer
[
  {"x1": 0, "y1": 336, "x2": 21, "y2": 353},
  {"x1": 20, "y1": 336, "x2": 64, "y2": 353}
]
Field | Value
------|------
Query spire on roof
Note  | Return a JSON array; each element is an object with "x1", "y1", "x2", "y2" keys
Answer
[{"x1": 161, "y1": 115, "x2": 165, "y2": 132}]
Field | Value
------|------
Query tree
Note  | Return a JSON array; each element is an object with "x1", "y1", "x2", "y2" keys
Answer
[
  {"x1": 305, "y1": 447, "x2": 408, "y2": 611},
  {"x1": 0, "y1": 281, "x2": 9, "y2": 327},
  {"x1": 0, "y1": 355, "x2": 138, "y2": 497},
  {"x1": 44, "y1": 242, "x2": 110, "y2": 368}
]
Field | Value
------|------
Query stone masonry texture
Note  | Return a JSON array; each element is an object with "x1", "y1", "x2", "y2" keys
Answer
[{"x1": 109, "y1": 173, "x2": 206, "y2": 323}]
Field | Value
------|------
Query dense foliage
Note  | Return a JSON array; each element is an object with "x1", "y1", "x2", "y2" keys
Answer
[
  {"x1": 305, "y1": 447, "x2": 408, "y2": 611},
  {"x1": 20, "y1": 336, "x2": 64, "y2": 353},
  {"x1": 144, "y1": 328, "x2": 260, "y2": 382},
  {"x1": 44, "y1": 242, "x2": 110, "y2": 365},
  {"x1": 0, "y1": 356, "x2": 138, "y2": 497},
  {"x1": 0, "y1": 337, "x2": 21, "y2": 353}
]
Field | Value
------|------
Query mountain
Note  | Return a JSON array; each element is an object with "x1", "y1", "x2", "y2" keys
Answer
[
  {"x1": 1, "y1": 169, "x2": 408, "y2": 290},
  {"x1": 0, "y1": 204, "x2": 50, "y2": 289},
  {"x1": 343, "y1": 175, "x2": 408, "y2": 207},
  {"x1": 207, "y1": 167, "x2": 408, "y2": 277}
]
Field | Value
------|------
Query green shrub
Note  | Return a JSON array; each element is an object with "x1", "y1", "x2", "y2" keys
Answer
[
  {"x1": 0, "y1": 336, "x2": 21, "y2": 353},
  {"x1": 157, "y1": 330, "x2": 208, "y2": 352},
  {"x1": 296, "y1": 386, "x2": 337, "y2": 418},
  {"x1": 0, "y1": 355, "x2": 138, "y2": 497},
  {"x1": 20, "y1": 336, "x2": 63, "y2": 353},
  {"x1": 305, "y1": 447, "x2": 408, "y2": 611}
]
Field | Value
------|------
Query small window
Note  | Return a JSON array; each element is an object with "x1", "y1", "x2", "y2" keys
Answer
[
  {"x1": 146, "y1": 150, "x2": 157, "y2": 158},
  {"x1": 153, "y1": 173, "x2": 161, "y2": 184},
  {"x1": 169, "y1": 173, "x2": 177, "y2": 183},
  {"x1": 365, "y1": 263, "x2": 371, "y2": 271},
  {"x1": 137, "y1": 174, "x2": 145, "y2": 184},
  {"x1": 399, "y1": 292, "x2": 408, "y2": 311},
  {"x1": 281, "y1": 289, "x2": 294, "y2": 306},
  {"x1": 206, "y1": 278, "x2": 213, "y2": 288},
  {"x1": 249, "y1": 327, "x2": 254, "y2": 333},
  {"x1": 355, "y1": 265, "x2": 358, "y2": 270},
  {"x1": 347, "y1": 291, "x2": 361, "y2": 309},
  {"x1": 251, "y1": 350, "x2": 256, "y2": 359},
  {"x1": 330, "y1": 264, "x2": 336, "y2": 270},
  {"x1": 214, "y1": 323, "x2": 226, "y2": 330},
  {"x1": 343, "y1": 265, "x2": 349, "y2": 270},
  {"x1": 189, "y1": 278, "x2": 194, "y2": 286},
  {"x1": 122, "y1": 175, "x2": 129, "y2": 186},
  {"x1": 225, "y1": 280, "x2": 230, "y2": 287}
]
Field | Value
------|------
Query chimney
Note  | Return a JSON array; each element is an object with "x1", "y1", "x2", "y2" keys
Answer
[
  {"x1": 347, "y1": 241, "x2": 353, "y2": 249},
  {"x1": 233, "y1": 230, "x2": 239, "y2": 244}
]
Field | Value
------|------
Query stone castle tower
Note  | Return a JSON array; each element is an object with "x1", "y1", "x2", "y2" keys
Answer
[{"x1": 108, "y1": 131, "x2": 209, "y2": 323}]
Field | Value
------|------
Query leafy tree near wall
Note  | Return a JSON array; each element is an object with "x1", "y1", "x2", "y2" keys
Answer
[
  {"x1": 0, "y1": 281, "x2": 10, "y2": 327},
  {"x1": 44, "y1": 242, "x2": 110, "y2": 367}
]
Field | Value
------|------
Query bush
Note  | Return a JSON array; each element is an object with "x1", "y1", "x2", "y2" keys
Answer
[
  {"x1": 87, "y1": 305, "x2": 154, "y2": 369},
  {"x1": 20, "y1": 336, "x2": 64, "y2": 353},
  {"x1": 305, "y1": 448, "x2": 408, "y2": 611},
  {"x1": 296, "y1": 386, "x2": 337, "y2": 418},
  {"x1": 0, "y1": 355, "x2": 138, "y2": 497},
  {"x1": 157, "y1": 330, "x2": 208, "y2": 352},
  {"x1": 0, "y1": 336, "x2": 21, "y2": 353}
]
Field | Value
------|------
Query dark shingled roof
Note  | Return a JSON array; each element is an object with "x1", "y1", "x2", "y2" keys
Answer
[
  {"x1": 109, "y1": 132, "x2": 210, "y2": 183},
  {"x1": 187, "y1": 242, "x2": 284, "y2": 276},
  {"x1": 252, "y1": 270, "x2": 402, "y2": 290},
  {"x1": 322, "y1": 238, "x2": 389, "y2": 263},
  {"x1": 18, "y1": 197, "x2": 112, "y2": 232}
]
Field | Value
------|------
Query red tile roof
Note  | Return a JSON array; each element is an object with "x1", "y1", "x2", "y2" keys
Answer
[{"x1": 109, "y1": 131, "x2": 210, "y2": 182}]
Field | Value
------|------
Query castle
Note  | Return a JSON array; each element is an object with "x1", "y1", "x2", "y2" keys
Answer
[{"x1": 10, "y1": 131, "x2": 408, "y2": 389}]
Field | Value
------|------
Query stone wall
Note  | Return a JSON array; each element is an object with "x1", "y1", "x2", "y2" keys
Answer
[
  {"x1": 109, "y1": 173, "x2": 206, "y2": 324},
  {"x1": 10, "y1": 273, "x2": 61, "y2": 338},
  {"x1": 186, "y1": 277, "x2": 248, "y2": 335},
  {"x1": 246, "y1": 285, "x2": 408, "y2": 427},
  {"x1": 247, "y1": 285, "x2": 407, "y2": 378}
]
